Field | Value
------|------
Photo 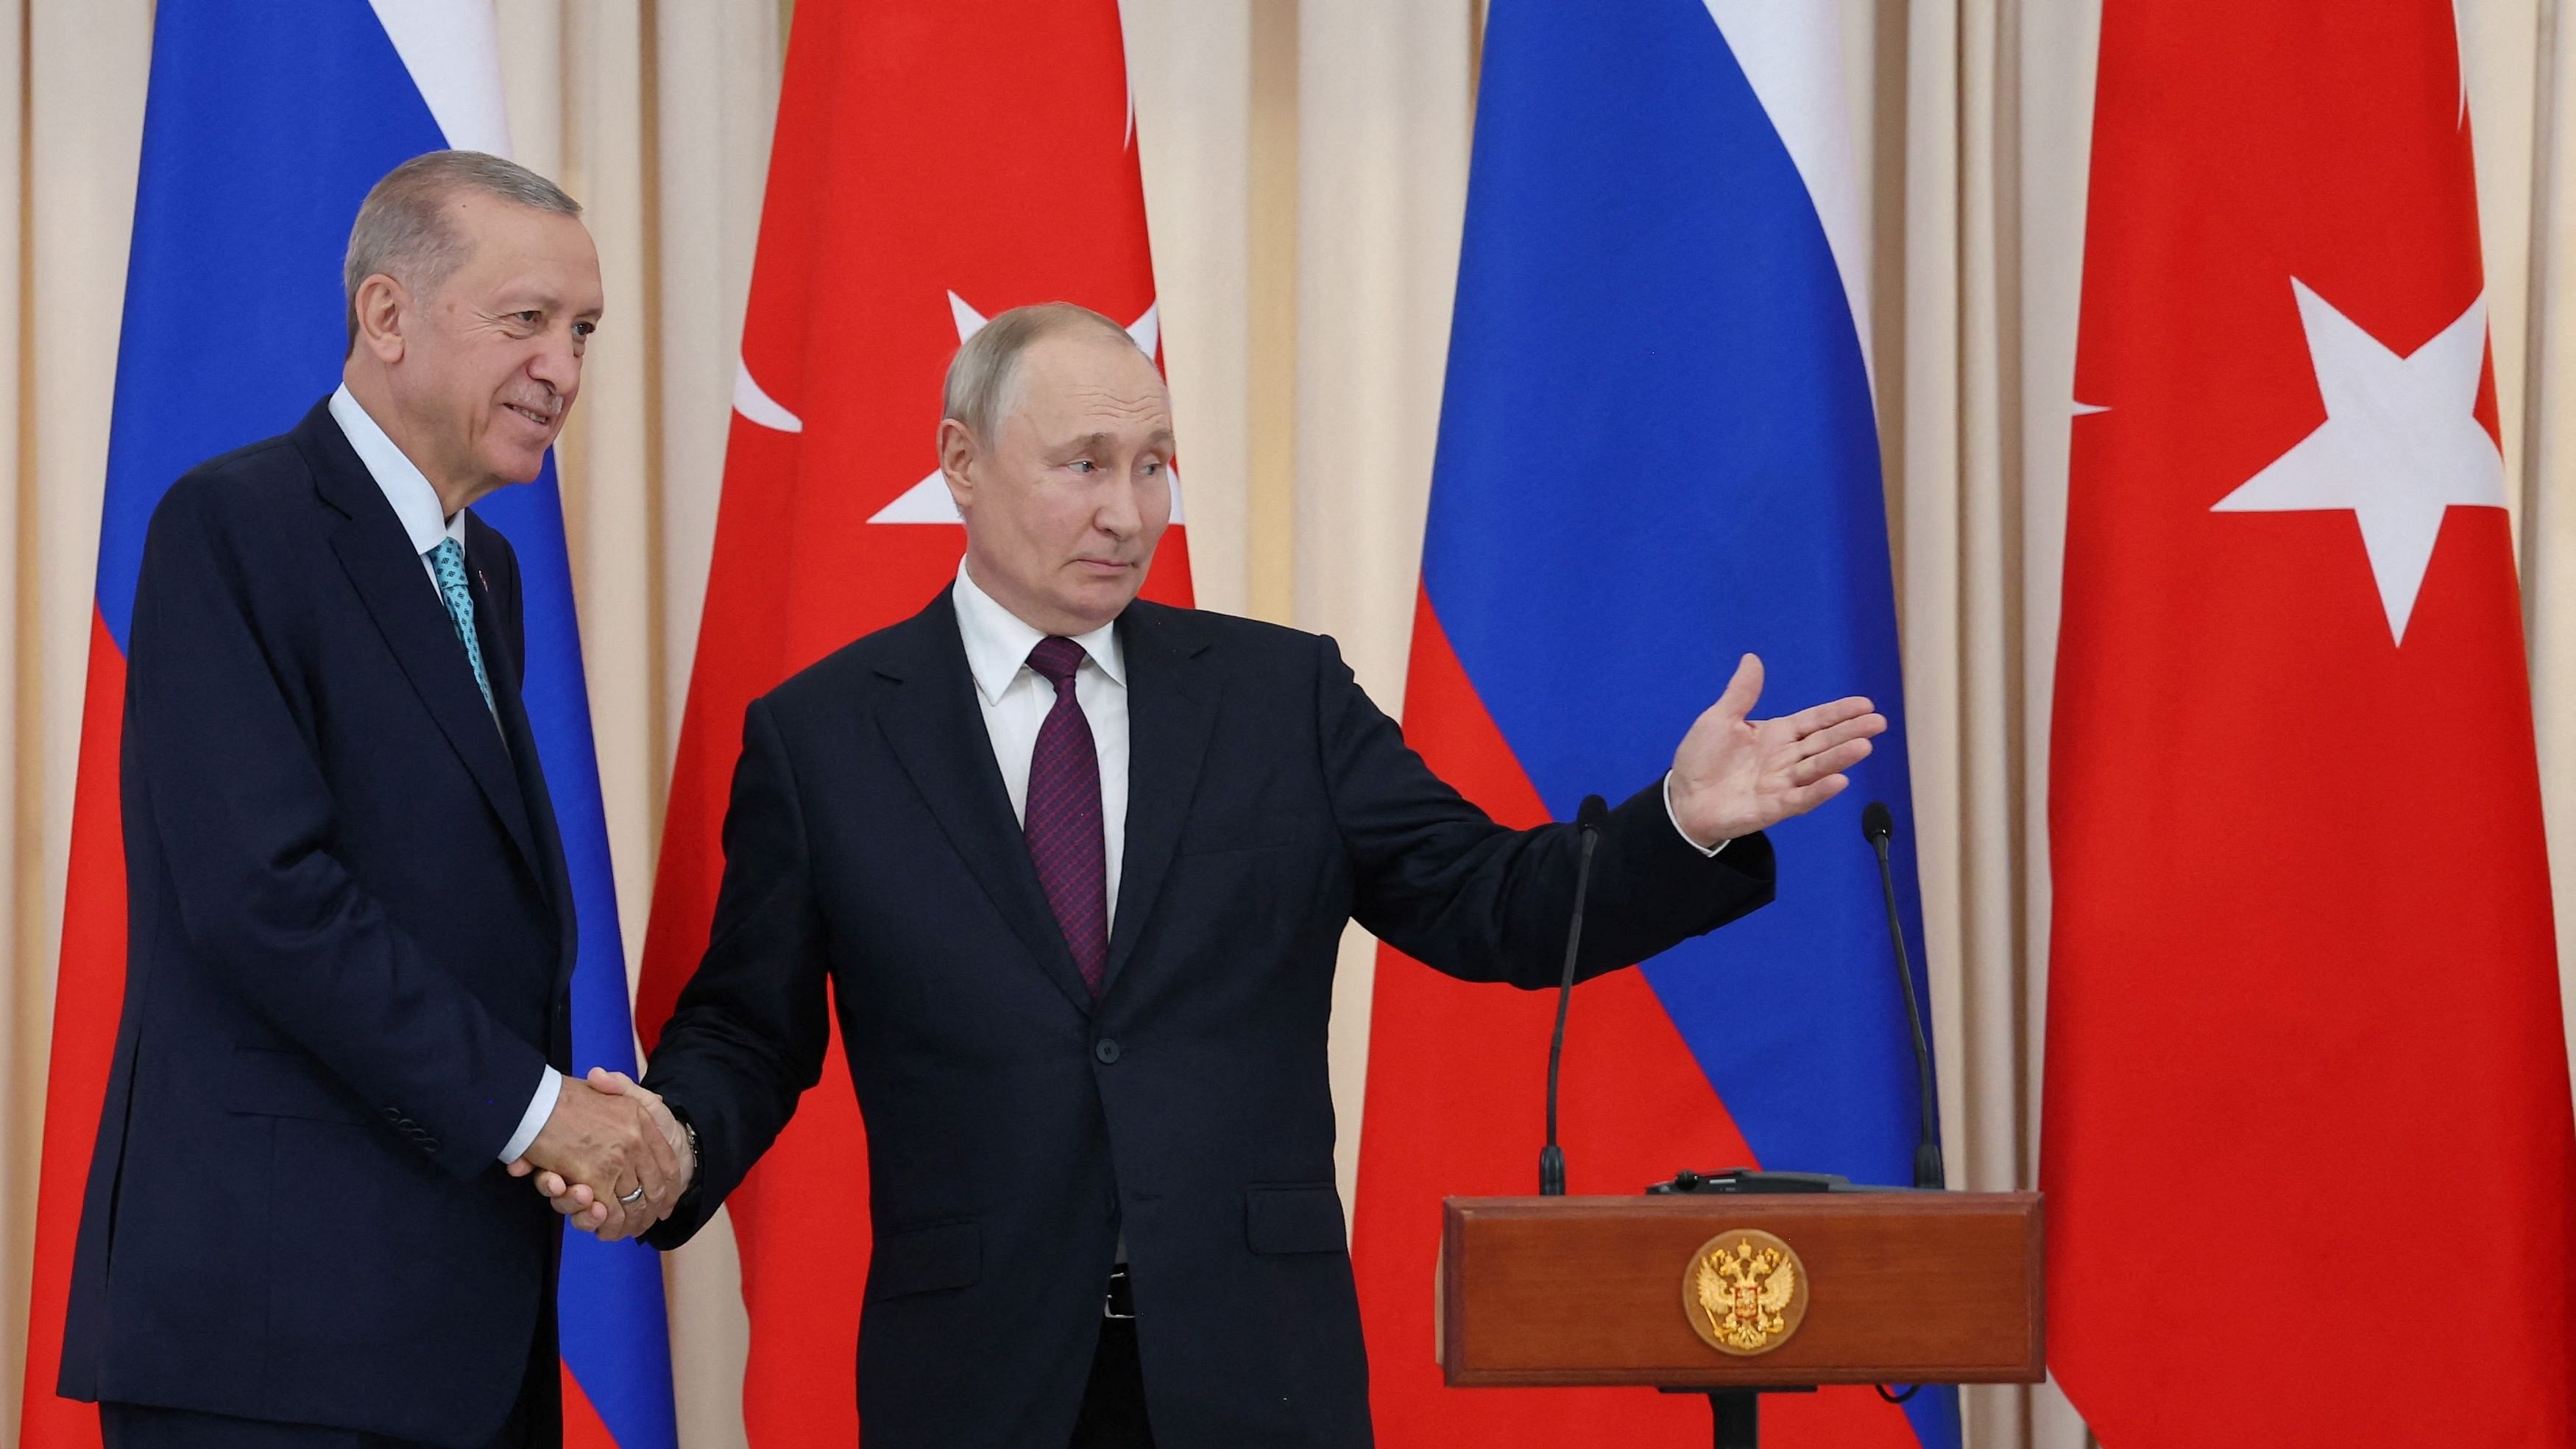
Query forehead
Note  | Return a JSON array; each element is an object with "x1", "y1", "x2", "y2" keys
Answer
[
  {"x1": 445, "y1": 196, "x2": 601, "y2": 300},
  {"x1": 1011, "y1": 332, "x2": 1170, "y2": 431}
]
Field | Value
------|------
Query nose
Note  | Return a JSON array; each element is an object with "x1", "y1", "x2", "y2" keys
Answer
[
  {"x1": 1093, "y1": 472, "x2": 1144, "y2": 540},
  {"x1": 527, "y1": 330, "x2": 582, "y2": 399}
]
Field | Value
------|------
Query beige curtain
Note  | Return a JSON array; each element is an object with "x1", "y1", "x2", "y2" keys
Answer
[
  {"x1": 6, "y1": 4, "x2": 2575, "y2": 1447},
  {"x1": 6, "y1": 7, "x2": 160, "y2": 1448}
]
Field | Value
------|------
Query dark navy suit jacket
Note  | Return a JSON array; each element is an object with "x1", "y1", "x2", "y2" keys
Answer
[
  {"x1": 58, "y1": 400, "x2": 575, "y2": 1448},
  {"x1": 640, "y1": 589, "x2": 1778, "y2": 1448}
]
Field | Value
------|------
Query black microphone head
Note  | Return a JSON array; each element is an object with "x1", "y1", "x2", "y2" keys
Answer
[
  {"x1": 1576, "y1": 794, "x2": 1610, "y2": 832},
  {"x1": 1861, "y1": 800, "x2": 1894, "y2": 845}
]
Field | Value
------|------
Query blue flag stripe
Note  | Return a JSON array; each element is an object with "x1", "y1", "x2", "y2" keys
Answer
[
  {"x1": 99, "y1": 4, "x2": 436, "y2": 651},
  {"x1": 478, "y1": 478, "x2": 679, "y2": 1449}
]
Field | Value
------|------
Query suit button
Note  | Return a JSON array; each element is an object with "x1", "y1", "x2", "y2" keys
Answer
[{"x1": 1094, "y1": 1039, "x2": 1121, "y2": 1064}]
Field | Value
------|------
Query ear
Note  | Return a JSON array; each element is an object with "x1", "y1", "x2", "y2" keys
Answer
[
  {"x1": 352, "y1": 273, "x2": 410, "y2": 364},
  {"x1": 938, "y1": 418, "x2": 978, "y2": 514}
]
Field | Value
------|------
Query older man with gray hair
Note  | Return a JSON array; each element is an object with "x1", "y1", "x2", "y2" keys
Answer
[
  {"x1": 56, "y1": 149, "x2": 682, "y2": 1449},
  {"x1": 556, "y1": 300, "x2": 1885, "y2": 1448}
]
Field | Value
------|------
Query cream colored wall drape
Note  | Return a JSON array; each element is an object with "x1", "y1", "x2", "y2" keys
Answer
[{"x1": 6, "y1": 4, "x2": 2573, "y2": 1447}]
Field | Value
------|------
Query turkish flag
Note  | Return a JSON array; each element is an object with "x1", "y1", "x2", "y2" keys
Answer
[
  {"x1": 2045, "y1": 4, "x2": 2575, "y2": 1445},
  {"x1": 634, "y1": 4, "x2": 1187, "y2": 1442}
]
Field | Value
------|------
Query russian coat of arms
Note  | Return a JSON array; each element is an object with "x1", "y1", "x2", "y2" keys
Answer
[{"x1": 1683, "y1": 1230, "x2": 1810, "y2": 1356}]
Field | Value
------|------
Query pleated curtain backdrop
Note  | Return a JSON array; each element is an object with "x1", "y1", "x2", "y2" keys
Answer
[{"x1": 3, "y1": 4, "x2": 2572, "y2": 1447}]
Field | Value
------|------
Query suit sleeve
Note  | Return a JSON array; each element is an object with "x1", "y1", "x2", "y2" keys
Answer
[
  {"x1": 1316, "y1": 634, "x2": 1776, "y2": 988},
  {"x1": 123, "y1": 476, "x2": 549, "y2": 1177},
  {"x1": 640, "y1": 695, "x2": 833, "y2": 1247}
]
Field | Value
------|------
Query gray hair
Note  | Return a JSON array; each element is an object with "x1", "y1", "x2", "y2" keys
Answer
[
  {"x1": 942, "y1": 302, "x2": 1151, "y2": 441},
  {"x1": 343, "y1": 150, "x2": 581, "y2": 349}
]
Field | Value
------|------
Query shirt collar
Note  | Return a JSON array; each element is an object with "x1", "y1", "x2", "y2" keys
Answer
[
  {"x1": 952, "y1": 559, "x2": 1127, "y2": 705},
  {"x1": 330, "y1": 384, "x2": 466, "y2": 556}
]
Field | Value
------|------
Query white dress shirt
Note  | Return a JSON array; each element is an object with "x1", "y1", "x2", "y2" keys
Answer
[
  {"x1": 328, "y1": 385, "x2": 562, "y2": 1164},
  {"x1": 951, "y1": 561, "x2": 1130, "y2": 930},
  {"x1": 330, "y1": 387, "x2": 473, "y2": 603},
  {"x1": 1666, "y1": 775, "x2": 1730, "y2": 857}
]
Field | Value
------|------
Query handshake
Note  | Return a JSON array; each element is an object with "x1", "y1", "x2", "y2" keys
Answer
[{"x1": 506, "y1": 1067, "x2": 693, "y2": 1243}]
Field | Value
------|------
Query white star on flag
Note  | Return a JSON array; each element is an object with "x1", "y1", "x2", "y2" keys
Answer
[
  {"x1": 869, "y1": 291, "x2": 1183, "y2": 525},
  {"x1": 2211, "y1": 280, "x2": 2504, "y2": 644}
]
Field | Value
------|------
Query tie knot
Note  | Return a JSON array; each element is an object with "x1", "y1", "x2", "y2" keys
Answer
[
  {"x1": 430, "y1": 536, "x2": 467, "y2": 581},
  {"x1": 1028, "y1": 636, "x2": 1086, "y2": 688}
]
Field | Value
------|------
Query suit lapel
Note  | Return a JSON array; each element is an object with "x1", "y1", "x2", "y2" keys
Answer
[
  {"x1": 1102, "y1": 602, "x2": 1218, "y2": 994},
  {"x1": 875, "y1": 592, "x2": 1100, "y2": 1016},
  {"x1": 466, "y1": 517, "x2": 578, "y2": 986},
  {"x1": 300, "y1": 406, "x2": 543, "y2": 881}
]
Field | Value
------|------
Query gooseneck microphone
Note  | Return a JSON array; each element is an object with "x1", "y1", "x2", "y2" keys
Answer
[
  {"x1": 1861, "y1": 801, "x2": 1945, "y2": 1191},
  {"x1": 1539, "y1": 795, "x2": 1610, "y2": 1197}
]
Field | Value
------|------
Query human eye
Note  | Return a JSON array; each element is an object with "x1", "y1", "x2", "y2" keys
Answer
[
  {"x1": 1069, "y1": 458, "x2": 1097, "y2": 474},
  {"x1": 571, "y1": 320, "x2": 596, "y2": 339}
]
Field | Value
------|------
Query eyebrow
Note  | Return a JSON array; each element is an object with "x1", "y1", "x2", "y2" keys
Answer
[
  {"x1": 486, "y1": 287, "x2": 602, "y2": 319},
  {"x1": 1062, "y1": 429, "x2": 1175, "y2": 450}
]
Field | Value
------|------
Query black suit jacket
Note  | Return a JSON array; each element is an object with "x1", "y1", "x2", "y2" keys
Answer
[
  {"x1": 643, "y1": 590, "x2": 1776, "y2": 1448},
  {"x1": 57, "y1": 400, "x2": 575, "y2": 1448}
]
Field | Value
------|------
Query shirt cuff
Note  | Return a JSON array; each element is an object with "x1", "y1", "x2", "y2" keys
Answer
[
  {"x1": 1663, "y1": 771, "x2": 1730, "y2": 857},
  {"x1": 497, "y1": 1065, "x2": 564, "y2": 1163}
]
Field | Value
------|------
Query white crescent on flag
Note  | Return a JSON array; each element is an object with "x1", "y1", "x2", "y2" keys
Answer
[{"x1": 732, "y1": 360, "x2": 804, "y2": 433}]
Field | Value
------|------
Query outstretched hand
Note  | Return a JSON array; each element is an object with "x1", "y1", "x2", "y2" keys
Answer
[
  {"x1": 1666, "y1": 653, "x2": 1886, "y2": 846},
  {"x1": 509, "y1": 1067, "x2": 694, "y2": 1243}
]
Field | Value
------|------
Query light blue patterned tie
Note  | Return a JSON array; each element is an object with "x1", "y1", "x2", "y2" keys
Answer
[{"x1": 429, "y1": 538, "x2": 495, "y2": 714}]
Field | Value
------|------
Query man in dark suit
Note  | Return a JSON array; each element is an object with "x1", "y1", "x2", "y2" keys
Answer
[
  {"x1": 59, "y1": 151, "x2": 682, "y2": 1449},
  {"x1": 549, "y1": 304, "x2": 1884, "y2": 1447}
]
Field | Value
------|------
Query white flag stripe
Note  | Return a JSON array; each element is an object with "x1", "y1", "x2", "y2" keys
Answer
[
  {"x1": 1701, "y1": 0, "x2": 1872, "y2": 382},
  {"x1": 368, "y1": 0, "x2": 511, "y2": 155}
]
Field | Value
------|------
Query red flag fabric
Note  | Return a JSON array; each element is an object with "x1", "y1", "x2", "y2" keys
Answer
[
  {"x1": 632, "y1": 3, "x2": 1187, "y2": 1442},
  {"x1": 2045, "y1": 4, "x2": 2576, "y2": 1445},
  {"x1": 18, "y1": 614, "x2": 124, "y2": 1449}
]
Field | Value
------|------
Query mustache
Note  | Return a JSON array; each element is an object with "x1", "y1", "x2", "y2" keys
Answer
[{"x1": 500, "y1": 389, "x2": 565, "y2": 421}]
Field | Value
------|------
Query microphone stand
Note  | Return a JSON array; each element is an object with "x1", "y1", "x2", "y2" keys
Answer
[
  {"x1": 1539, "y1": 796, "x2": 1608, "y2": 1195},
  {"x1": 1862, "y1": 801, "x2": 1945, "y2": 1191}
]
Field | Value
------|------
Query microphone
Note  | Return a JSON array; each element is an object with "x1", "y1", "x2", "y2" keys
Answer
[
  {"x1": 1539, "y1": 795, "x2": 1610, "y2": 1197},
  {"x1": 1861, "y1": 801, "x2": 1945, "y2": 1190}
]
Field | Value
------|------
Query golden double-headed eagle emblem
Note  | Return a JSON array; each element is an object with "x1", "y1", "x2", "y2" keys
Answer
[{"x1": 1683, "y1": 1230, "x2": 1810, "y2": 1356}]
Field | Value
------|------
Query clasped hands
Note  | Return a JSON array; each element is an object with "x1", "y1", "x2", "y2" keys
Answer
[{"x1": 506, "y1": 1066, "x2": 692, "y2": 1242}]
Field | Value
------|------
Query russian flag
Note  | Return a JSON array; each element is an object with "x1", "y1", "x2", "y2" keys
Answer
[
  {"x1": 1349, "y1": 4, "x2": 1960, "y2": 1446},
  {"x1": 16, "y1": 6, "x2": 676, "y2": 1446}
]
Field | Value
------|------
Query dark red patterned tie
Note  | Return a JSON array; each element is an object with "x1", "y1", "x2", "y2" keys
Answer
[{"x1": 1023, "y1": 637, "x2": 1108, "y2": 996}]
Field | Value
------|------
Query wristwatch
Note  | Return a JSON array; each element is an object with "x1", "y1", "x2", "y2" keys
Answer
[{"x1": 668, "y1": 1105, "x2": 700, "y2": 1186}]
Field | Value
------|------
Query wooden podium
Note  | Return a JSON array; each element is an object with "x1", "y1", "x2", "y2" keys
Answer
[{"x1": 1437, "y1": 1186, "x2": 2044, "y2": 1446}]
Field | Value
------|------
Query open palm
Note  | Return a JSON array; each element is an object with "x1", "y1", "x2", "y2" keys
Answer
[{"x1": 1666, "y1": 654, "x2": 1886, "y2": 846}]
